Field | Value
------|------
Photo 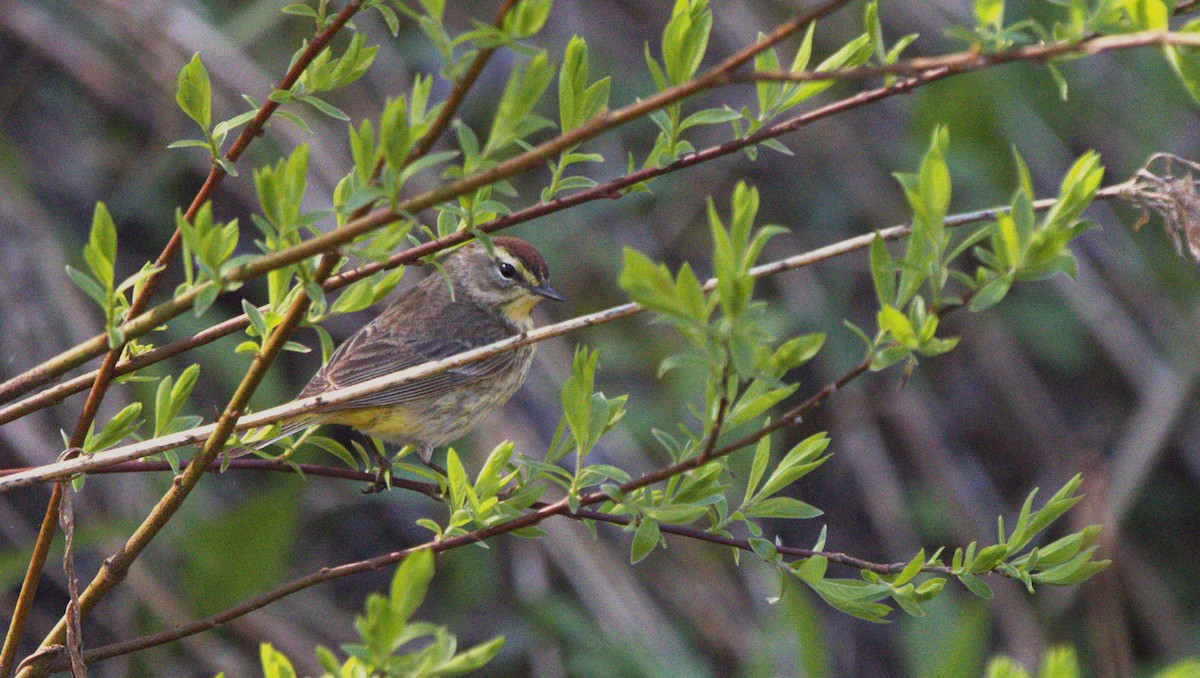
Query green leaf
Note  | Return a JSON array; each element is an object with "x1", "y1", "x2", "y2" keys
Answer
[
  {"x1": 969, "y1": 276, "x2": 1011, "y2": 312},
  {"x1": 757, "y1": 433, "x2": 830, "y2": 500},
  {"x1": 726, "y1": 384, "x2": 798, "y2": 427},
  {"x1": 744, "y1": 434, "x2": 771, "y2": 505},
  {"x1": 662, "y1": 0, "x2": 713, "y2": 86},
  {"x1": 770, "y1": 333, "x2": 824, "y2": 373},
  {"x1": 869, "y1": 234, "x2": 895, "y2": 308},
  {"x1": 970, "y1": 543, "x2": 1008, "y2": 573},
  {"x1": 66, "y1": 266, "x2": 107, "y2": 309},
  {"x1": 630, "y1": 518, "x2": 661, "y2": 564},
  {"x1": 260, "y1": 643, "x2": 297, "y2": 678},
  {"x1": 298, "y1": 94, "x2": 349, "y2": 121},
  {"x1": 446, "y1": 449, "x2": 470, "y2": 510},
  {"x1": 176, "y1": 53, "x2": 212, "y2": 131},
  {"x1": 504, "y1": 0, "x2": 552, "y2": 38},
  {"x1": 390, "y1": 549, "x2": 435, "y2": 626},
  {"x1": 974, "y1": 0, "x2": 1004, "y2": 30},
  {"x1": 1166, "y1": 19, "x2": 1200, "y2": 106},
  {"x1": 194, "y1": 284, "x2": 219, "y2": 318},
  {"x1": 743, "y1": 496, "x2": 823, "y2": 519},
  {"x1": 679, "y1": 107, "x2": 742, "y2": 131},
  {"x1": 877, "y1": 305, "x2": 917, "y2": 347},
  {"x1": 561, "y1": 346, "x2": 599, "y2": 457},
  {"x1": 485, "y1": 51, "x2": 553, "y2": 156},
  {"x1": 84, "y1": 402, "x2": 143, "y2": 453},
  {"x1": 85, "y1": 202, "x2": 118, "y2": 292},
  {"x1": 957, "y1": 572, "x2": 993, "y2": 599},
  {"x1": 242, "y1": 299, "x2": 269, "y2": 338},
  {"x1": 430, "y1": 635, "x2": 506, "y2": 676},
  {"x1": 380, "y1": 96, "x2": 413, "y2": 172},
  {"x1": 212, "y1": 109, "x2": 257, "y2": 142}
]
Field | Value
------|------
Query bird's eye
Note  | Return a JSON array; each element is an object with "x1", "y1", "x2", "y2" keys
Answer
[{"x1": 497, "y1": 262, "x2": 518, "y2": 280}]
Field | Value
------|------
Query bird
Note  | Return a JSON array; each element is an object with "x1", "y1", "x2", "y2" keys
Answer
[{"x1": 265, "y1": 236, "x2": 562, "y2": 488}]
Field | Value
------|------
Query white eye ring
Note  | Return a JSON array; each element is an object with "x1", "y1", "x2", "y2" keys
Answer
[{"x1": 497, "y1": 262, "x2": 518, "y2": 279}]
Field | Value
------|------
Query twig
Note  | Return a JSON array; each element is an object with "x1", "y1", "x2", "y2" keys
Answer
[
  {"x1": 43, "y1": 356, "x2": 940, "y2": 670},
  {"x1": 0, "y1": 0, "x2": 853, "y2": 408},
  {"x1": 0, "y1": 180, "x2": 1136, "y2": 491},
  {"x1": 20, "y1": 254, "x2": 339, "y2": 673},
  {"x1": 735, "y1": 31, "x2": 1200, "y2": 86},
  {"x1": 0, "y1": 4, "x2": 367, "y2": 673},
  {"x1": 698, "y1": 362, "x2": 732, "y2": 462}
]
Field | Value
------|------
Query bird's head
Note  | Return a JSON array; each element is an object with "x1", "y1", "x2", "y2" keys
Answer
[{"x1": 448, "y1": 236, "x2": 563, "y2": 325}]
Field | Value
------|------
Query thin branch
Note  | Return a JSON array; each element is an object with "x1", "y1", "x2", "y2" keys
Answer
[
  {"x1": 0, "y1": 4, "x2": 366, "y2": 673},
  {"x1": 0, "y1": 179, "x2": 1136, "y2": 491},
  {"x1": 21, "y1": 254, "x2": 340, "y2": 671},
  {"x1": 736, "y1": 31, "x2": 1200, "y2": 85},
  {"x1": 0, "y1": 0, "x2": 852, "y2": 408},
  {"x1": 0, "y1": 1, "x2": 363, "y2": 408},
  {"x1": 698, "y1": 362, "x2": 732, "y2": 462},
  {"x1": 43, "y1": 355, "x2": 952, "y2": 671}
]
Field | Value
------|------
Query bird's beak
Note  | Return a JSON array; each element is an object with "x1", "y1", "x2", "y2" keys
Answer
[{"x1": 531, "y1": 281, "x2": 565, "y2": 302}]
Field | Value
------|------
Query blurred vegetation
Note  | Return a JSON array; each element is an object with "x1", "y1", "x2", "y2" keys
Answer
[{"x1": 1, "y1": 1, "x2": 1199, "y2": 676}]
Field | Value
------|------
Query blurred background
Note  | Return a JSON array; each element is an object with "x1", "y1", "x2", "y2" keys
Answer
[{"x1": 2, "y1": 0, "x2": 1199, "y2": 675}]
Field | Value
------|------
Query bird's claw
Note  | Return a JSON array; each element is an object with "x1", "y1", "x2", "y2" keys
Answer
[{"x1": 362, "y1": 462, "x2": 394, "y2": 494}]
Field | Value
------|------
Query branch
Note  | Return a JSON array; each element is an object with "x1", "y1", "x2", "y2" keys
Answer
[
  {"x1": 0, "y1": 179, "x2": 1136, "y2": 491},
  {"x1": 0, "y1": 3, "x2": 367, "y2": 673},
  {"x1": 0, "y1": 0, "x2": 852, "y2": 408},
  {"x1": 21, "y1": 254, "x2": 340, "y2": 669},
  {"x1": 736, "y1": 30, "x2": 1200, "y2": 85},
  {"x1": 43, "y1": 357, "x2": 926, "y2": 673}
]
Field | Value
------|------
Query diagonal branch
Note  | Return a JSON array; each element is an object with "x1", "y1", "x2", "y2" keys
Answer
[
  {"x1": 0, "y1": 0, "x2": 853, "y2": 408},
  {"x1": 0, "y1": 3, "x2": 367, "y2": 674},
  {"x1": 0, "y1": 179, "x2": 1137, "y2": 492},
  {"x1": 42, "y1": 358, "x2": 914, "y2": 670}
]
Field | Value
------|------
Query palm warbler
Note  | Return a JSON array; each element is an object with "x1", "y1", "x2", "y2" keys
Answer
[{"x1": 271, "y1": 236, "x2": 561, "y2": 474}]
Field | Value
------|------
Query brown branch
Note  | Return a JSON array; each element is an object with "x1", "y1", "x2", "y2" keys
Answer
[
  {"x1": 737, "y1": 31, "x2": 1200, "y2": 86},
  {"x1": 0, "y1": 0, "x2": 852, "y2": 410},
  {"x1": 0, "y1": 4, "x2": 367, "y2": 674},
  {"x1": 41, "y1": 355, "x2": 939, "y2": 671},
  {"x1": 0, "y1": 178, "x2": 1140, "y2": 491},
  {"x1": 698, "y1": 361, "x2": 732, "y2": 462},
  {"x1": 19, "y1": 255, "x2": 340, "y2": 676}
]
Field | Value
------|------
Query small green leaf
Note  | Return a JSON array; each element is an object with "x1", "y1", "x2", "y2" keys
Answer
[
  {"x1": 869, "y1": 234, "x2": 896, "y2": 307},
  {"x1": 969, "y1": 276, "x2": 1011, "y2": 312},
  {"x1": 957, "y1": 572, "x2": 993, "y2": 599},
  {"x1": 176, "y1": 53, "x2": 212, "y2": 131},
  {"x1": 743, "y1": 496, "x2": 823, "y2": 519},
  {"x1": 630, "y1": 518, "x2": 661, "y2": 564},
  {"x1": 390, "y1": 549, "x2": 435, "y2": 626},
  {"x1": 892, "y1": 549, "x2": 926, "y2": 587}
]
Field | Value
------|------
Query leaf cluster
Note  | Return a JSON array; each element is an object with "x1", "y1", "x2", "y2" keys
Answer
[{"x1": 258, "y1": 551, "x2": 504, "y2": 677}]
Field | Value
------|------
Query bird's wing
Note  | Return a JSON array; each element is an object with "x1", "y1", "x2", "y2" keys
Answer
[{"x1": 299, "y1": 311, "x2": 521, "y2": 410}]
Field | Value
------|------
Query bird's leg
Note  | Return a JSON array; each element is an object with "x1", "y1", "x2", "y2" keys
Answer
[
  {"x1": 362, "y1": 445, "x2": 395, "y2": 494},
  {"x1": 417, "y1": 446, "x2": 448, "y2": 478}
]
